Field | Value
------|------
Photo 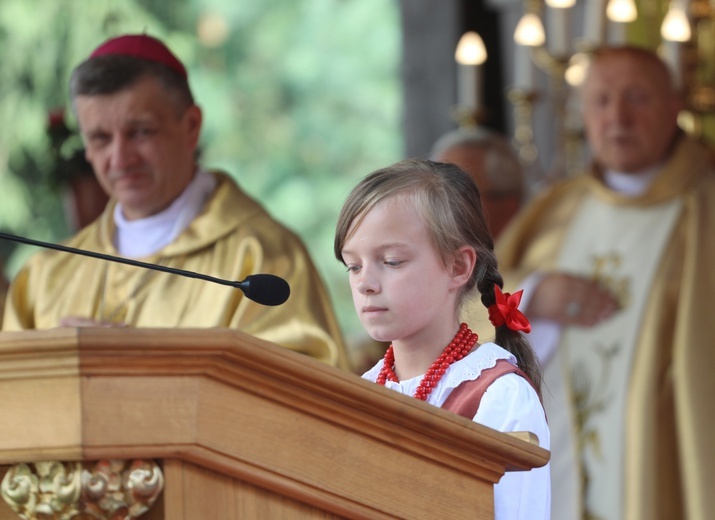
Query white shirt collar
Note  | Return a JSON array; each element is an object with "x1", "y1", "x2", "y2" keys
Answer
[
  {"x1": 114, "y1": 169, "x2": 217, "y2": 258},
  {"x1": 602, "y1": 163, "x2": 663, "y2": 197}
]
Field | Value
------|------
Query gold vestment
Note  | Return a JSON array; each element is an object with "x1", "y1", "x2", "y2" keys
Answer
[
  {"x1": 489, "y1": 136, "x2": 715, "y2": 520},
  {"x1": 3, "y1": 172, "x2": 348, "y2": 369},
  {"x1": 0, "y1": 265, "x2": 7, "y2": 329}
]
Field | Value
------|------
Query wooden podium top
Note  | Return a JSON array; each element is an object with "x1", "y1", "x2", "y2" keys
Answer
[{"x1": 0, "y1": 328, "x2": 548, "y2": 519}]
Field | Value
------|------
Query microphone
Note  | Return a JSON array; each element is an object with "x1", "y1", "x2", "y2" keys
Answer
[{"x1": 0, "y1": 231, "x2": 290, "y2": 306}]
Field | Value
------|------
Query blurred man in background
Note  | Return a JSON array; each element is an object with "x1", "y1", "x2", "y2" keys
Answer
[
  {"x1": 431, "y1": 127, "x2": 525, "y2": 239},
  {"x1": 3, "y1": 33, "x2": 348, "y2": 369},
  {"x1": 486, "y1": 46, "x2": 715, "y2": 520}
]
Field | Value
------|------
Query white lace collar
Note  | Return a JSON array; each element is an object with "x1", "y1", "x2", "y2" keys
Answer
[{"x1": 363, "y1": 343, "x2": 517, "y2": 404}]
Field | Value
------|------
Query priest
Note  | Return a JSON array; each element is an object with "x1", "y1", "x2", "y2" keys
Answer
[
  {"x1": 2, "y1": 34, "x2": 348, "y2": 370},
  {"x1": 473, "y1": 46, "x2": 715, "y2": 520}
]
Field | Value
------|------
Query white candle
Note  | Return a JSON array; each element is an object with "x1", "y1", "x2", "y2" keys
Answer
[
  {"x1": 455, "y1": 32, "x2": 487, "y2": 110},
  {"x1": 457, "y1": 63, "x2": 480, "y2": 109},
  {"x1": 547, "y1": 6, "x2": 570, "y2": 57},
  {"x1": 608, "y1": 21, "x2": 627, "y2": 45},
  {"x1": 514, "y1": 45, "x2": 535, "y2": 91},
  {"x1": 583, "y1": 0, "x2": 605, "y2": 45},
  {"x1": 661, "y1": 40, "x2": 682, "y2": 90}
]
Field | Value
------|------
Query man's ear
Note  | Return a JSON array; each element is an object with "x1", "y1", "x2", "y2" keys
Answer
[
  {"x1": 448, "y1": 245, "x2": 477, "y2": 289},
  {"x1": 184, "y1": 105, "x2": 203, "y2": 148}
]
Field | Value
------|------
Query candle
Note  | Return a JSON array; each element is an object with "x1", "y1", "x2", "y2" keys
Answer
[
  {"x1": 457, "y1": 63, "x2": 480, "y2": 109},
  {"x1": 547, "y1": 6, "x2": 570, "y2": 57},
  {"x1": 583, "y1": 0, "x2": 605, "y2": 45},
  {"x1": 608, "y1": 20, "x2": 627, "y2": 45},
  {"x1": 661, "y1": 40, "x2": 682, "y2": 90},
  {"x1": 455, "y1": 32, "x2": 487, "y2": 110},
  {"x1": 514, "y1": 45, "x2": 535, "y2": 91}
]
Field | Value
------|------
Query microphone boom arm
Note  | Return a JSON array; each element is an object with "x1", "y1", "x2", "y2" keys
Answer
[{"x1": 0, "y1": 231, "x2": 290, "y2": 305}]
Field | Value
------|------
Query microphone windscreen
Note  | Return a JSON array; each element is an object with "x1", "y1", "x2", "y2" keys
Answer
[{"x1": 241, "y1": 274, "x2": 291, "y2": 306}]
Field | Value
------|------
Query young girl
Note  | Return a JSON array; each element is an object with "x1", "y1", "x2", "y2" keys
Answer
[{"x1": 335, "y1": 159, "x2": 550, "y2": 520}]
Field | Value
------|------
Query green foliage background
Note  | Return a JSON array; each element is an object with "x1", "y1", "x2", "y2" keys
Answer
[{"x1": 0, "y1": 0, "x2": 402, "y2": 347}]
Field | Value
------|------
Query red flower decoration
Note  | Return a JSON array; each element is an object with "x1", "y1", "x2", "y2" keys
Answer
[
  {"x1": 488, "y1": 284, "x2": 531, "y2": 333},
  {"x1": 47, "y1": 107, "x2": 65, "y2": 130}
]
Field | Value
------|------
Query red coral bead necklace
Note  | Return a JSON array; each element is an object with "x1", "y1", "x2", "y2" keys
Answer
[{"x1": 376, "y1": 322, "x2": 479, "y2": 401}]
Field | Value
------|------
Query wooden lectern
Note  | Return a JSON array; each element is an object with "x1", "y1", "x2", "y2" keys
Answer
[{"x1": 0, "y1": 328, "x2": 548, "y2": 519}]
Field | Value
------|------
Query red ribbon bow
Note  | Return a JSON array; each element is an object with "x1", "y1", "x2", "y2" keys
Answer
[{"x1": 488, "y1": 284, "x2": 531, "y2": 333}]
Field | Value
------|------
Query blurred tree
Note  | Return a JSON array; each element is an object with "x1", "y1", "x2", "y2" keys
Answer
[
  {"x1": 0, "y1": 0, "x2": 401, "y2": 346},
  {"x1": 189, "y1": 0, "x2": 401, "y2": 345}
]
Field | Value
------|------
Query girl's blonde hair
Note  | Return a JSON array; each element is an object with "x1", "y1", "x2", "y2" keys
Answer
[{"x1": 334, "y1": 159, "x2": 542, "y2": 392}]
